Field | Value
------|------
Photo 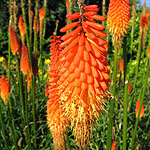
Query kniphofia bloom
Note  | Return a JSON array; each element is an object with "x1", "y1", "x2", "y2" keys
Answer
[
  {"x1": 18, "y1": 16, "x2": 26, "y2": 45},
  {"x1": 20, "y1": 46, "x2": 30, "y2": 74},
  {"x1": 136, "y1": 100, "x2": 144, "y2": 119},
  {"x1": 0, "y1": 76, "x2": 10, "y2": 105},
  {"x1": 9, "y1": 26, "x2": 20, "y2": 55},
  {"x1": 107, "y1": 0, "x2": 130, "y2": 47},
  {"x1": 59, "y1": 3, "x2": 110, "y2": 148},
  {"x1": 47, "y1": 35, "x2": 68, "y2": 150}
]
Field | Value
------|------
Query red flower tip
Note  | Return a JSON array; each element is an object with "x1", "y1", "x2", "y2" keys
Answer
[
  {"x1": 30, "y1": 10, "x2": 33, "y2": 17},
  {"x1": 111, "y1": 141, "x2": 116, "y2": 150},
  {"x1": 119, "y1": 58, "x2": 124, "y2": 72},
  {"x1": 18, "y1": 16, "x2": 26, "y2": 44},
  {"x1": 136, "y1": 100, "x2": 144, "y2": 119},
  {"x1": 128, "y1": 83, "x2": 132, "y2": 95},
  {"x1": 39, "y1": 8, "x2": 44, "y2": 20}
]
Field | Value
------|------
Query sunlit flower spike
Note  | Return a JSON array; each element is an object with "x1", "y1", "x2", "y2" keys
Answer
[{"x1": 59, "y1": 2, "x2": 110, "y2": 149}]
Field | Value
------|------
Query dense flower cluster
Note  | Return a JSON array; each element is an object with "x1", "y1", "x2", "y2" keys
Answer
[
  {"x1": 0, "y1": 76, "x2": 10, "y2": 105},
  {"x1": 47, "y1": 35, "x2": 68, "y2": 150},
  {"x1": 57, "y1": 4, "x2": 110, "y2": 148},
  {"x1": 107, "y1": 0, "x2": 130, "y2": 47}
]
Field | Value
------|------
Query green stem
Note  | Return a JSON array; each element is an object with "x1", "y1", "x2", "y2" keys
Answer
[
  {"x1": 123, "y1": 37, "x2": 128, "y2": 150},
  {"x1": 28, "y1": 0, "x2": 32, "y2": 48},
  {"x1": 0, "y1": 100, "x2": 9, "y2": 150},
  {"x1": 102, "y1": 0, "x2": 106, "y2": 26},
  {"x1": 21, "y1": 0, "x2": 32, "y2": 63},
  {"x1": 31, "y1": 75, "x2": 36, "y2": 148},
  {"x1": 34, "y1": 0, "x2": 39, "y2": 54},
  {"x1": 16, "y1": 55, "x2": 25, "y2": 122},
  {"x1": 24, "y1": 75, "x2": 32, "y2": 149},
  {"x1": 66, "y1": 132, "x2": 71, "y2": 150},
  {"x1": 128, "y1": 29, "x2": 143, "y2": 109},
  {"x1": 43, "y1": 0, "x2": 47, "y2": 39},
  {"x1": 130, "y1": 2, "x2": 136, "y2": 57},
  {"x1": 130, "y1": 55, "x2": 150, "y2": 149},
  {"x1": 107, "y1": 47, "x2": 118, "y2": 149}
]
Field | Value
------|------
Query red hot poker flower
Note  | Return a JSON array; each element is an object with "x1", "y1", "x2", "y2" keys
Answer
[
  {"x1": 18, "y1": 16, "x2": 26, "y2": 45},
  {"x1": 59, "y1": 3, "x2": 110, "y2": 148},
  {"x1": 47, "y1": 35, "x2": 68, "y2": 150},
  {"x1": 9, "y1": 26, "x2": 20, "y2": 55},
  {"x1": 136, "y1": 100, "x2": 144, "y2": 119},
  {"x1": 0, "y1": 76, "x2": 10, "y2": 105},
  {"x1": 20, "y1": 46, "x2": 30, "y2": 74},
  {"x1": 107, "y1": 0, "x2": 130, "y2": 47}
]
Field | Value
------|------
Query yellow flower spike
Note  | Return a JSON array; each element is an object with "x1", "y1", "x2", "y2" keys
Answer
[
  {"x1": 0, "y1": 57, "x2": 4, "y2": 62},
  {"x1": 44, "y1": 59, "x2": 50, "y2": 65}
]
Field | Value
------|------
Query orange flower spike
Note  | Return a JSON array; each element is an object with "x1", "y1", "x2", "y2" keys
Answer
[
  {"x1": 33, "y1": 16, "x2": 39, "y2": 32},
  {"x1": 118, "y1": 58, "x2": 124, "y2": 72},
  {"x1": 20, "y1": 46, "x2": 30, "y2": 74},
  {"x1": 9, "y1": 26, "x2": 20, "y2": 55},
  {"x1": 18, "y1": 16, "x2": 26, "y2": 45},
  {"x1": 47, "y1": 35, "x2": 68, "y2": 150},
  {"x1": 140, "y1": 11, "x2": 149, "y2": 29},
  {"x1": 59, "y1": 3, "x2": 110, "y2": 148},
  {"x1": 107, "y1": 0, "x2": 130, "y2": 47},
  {"x1": 39, "y1": 8, "x2": 44, "y2": 20},
  {"x1": 0, "y1": 76, "x2": 10, "y2": 105},
  {"x1": 111, "y1": 141, "x2": 116, "y2": 150},
  {"x1": 136, "y1": 100, "x2": 144, "y2": 119},
  {"x1": 39, "y1": 8, "x2": 44, "y2": 36},
  {"x1": 128, "y1": 83, "x2": 132, "y2": 95}
]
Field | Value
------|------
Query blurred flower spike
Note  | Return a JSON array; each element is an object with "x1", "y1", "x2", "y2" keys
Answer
[{"x1": 0, "y1": 76, "x2": 10, "y2": 105}]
